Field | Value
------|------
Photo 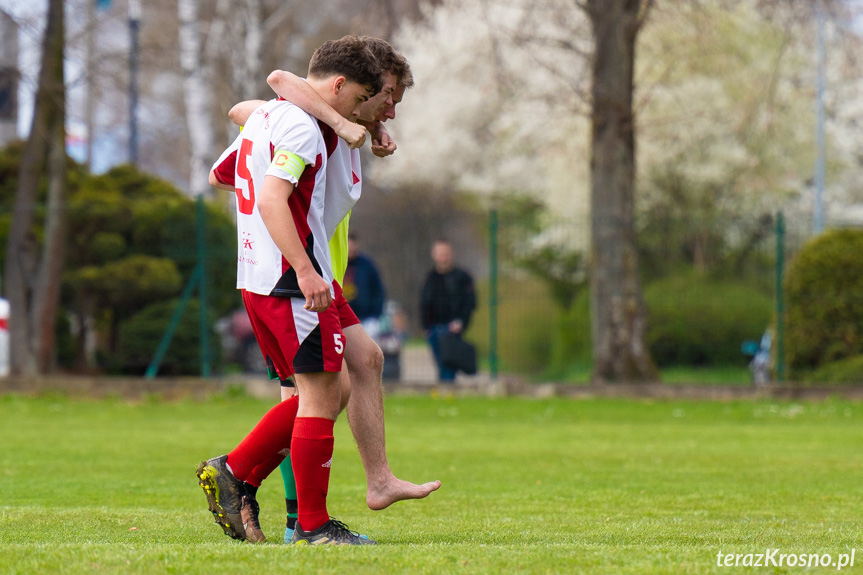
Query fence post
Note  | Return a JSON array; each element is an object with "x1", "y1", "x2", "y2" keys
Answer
[
  {"x1": 775, "y1": 210, "x2": 785, "y2": 383},
  {"x1": 196, "y1": 196, "x2": 211, "y2": 377},
  {"x1": 489, "y1": 209, "x2": 499, "y2": 380}
]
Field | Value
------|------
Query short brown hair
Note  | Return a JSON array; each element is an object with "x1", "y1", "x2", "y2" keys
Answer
[
  {"x1": 308, "y1": 35, "x2": 383, "y2": 94},
  {"x1": 359, "y1": 36, "x2": 414, "y2": 89}
]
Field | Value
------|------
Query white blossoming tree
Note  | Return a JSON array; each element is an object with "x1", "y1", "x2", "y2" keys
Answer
[{"x1": 372, "y1": 0, "x2": 863, "y2": 380}]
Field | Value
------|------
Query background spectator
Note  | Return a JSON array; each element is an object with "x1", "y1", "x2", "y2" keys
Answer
[
  {"x1": 343, "y1": 232, "x2": 386, "y2": 338},
  {"x1": 420, "y1": 239, "x2": 476, "y2": 382}
]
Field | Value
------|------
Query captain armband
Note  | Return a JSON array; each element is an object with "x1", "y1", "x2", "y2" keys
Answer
[{"x1": 271, "y1": 150, "x2": 306, "y2": 181}]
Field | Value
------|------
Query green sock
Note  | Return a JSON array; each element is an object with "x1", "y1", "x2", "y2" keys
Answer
[{"x1": 280, "y1": 457, "x2": 298, "y2": 529}]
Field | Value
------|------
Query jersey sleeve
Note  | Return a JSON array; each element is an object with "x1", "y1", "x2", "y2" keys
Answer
[
  {"x1": 211, "y1": 133, "x2": 242, "y2": 187},
  {"x1": 265, "y1": 108, "x2": 320, "y2": 185}
]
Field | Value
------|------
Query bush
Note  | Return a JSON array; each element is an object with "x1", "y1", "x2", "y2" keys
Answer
[
  {"x1": 115, "y1": 298, "x2": 220, "y2": 376},
  {"x1": 785, "y1": 229, "x2": 863, "y2": 373},
  {"x1": 644, "y1": 274, "x2": 772, "y2": 367},
  {"x1": 547, "y1": 289, "x2": 592, "y2": 379},
  {"x1": 803, "y1": 355, "x2": 863, "y2": 385},
  {"x1": 468, "y1": 275, "x2": 558, "y2": 376}
]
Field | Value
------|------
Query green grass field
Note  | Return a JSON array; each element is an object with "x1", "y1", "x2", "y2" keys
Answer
[{"x1": 1, "y1": 392, "x2": 862, "y2": 574}]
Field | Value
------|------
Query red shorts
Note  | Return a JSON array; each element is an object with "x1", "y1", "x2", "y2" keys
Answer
[
  {"x1": 242, "y1": 281, "x2": 356, "y2": 379},
  {"x1": 336, "y1": 282, "x2": 360, "y2": 330}
]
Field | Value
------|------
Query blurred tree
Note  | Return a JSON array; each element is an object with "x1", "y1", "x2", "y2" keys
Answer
[
  {"x1": 584, "y1": 0, "x2": 658, "y2": 383},
  {"x1": 4, "y1": 0, "x2": 66, "y2": 375},
  {"x1": 636, "y1": 1, "x2": 863, "y2": 279},
  {"x1": 0, "y1": 147, "x2": 236, "y2": 372},
  {"x1": 371, "y1": 0, "x2": 863, "y2": 377},
  {"x1": 178, "y1": 0, "x2": 215, "y2": 196},
  {"x1": 62, "y1": 165, "x2": 237, "y2": 370},
  {"x1": 494, "y1": 195, "x2": 586, "y2": 311}
]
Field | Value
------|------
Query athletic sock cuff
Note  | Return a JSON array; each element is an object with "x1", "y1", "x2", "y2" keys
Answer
[{"x1": 293, "y1": 417, "x2": 335, "y2": 439}]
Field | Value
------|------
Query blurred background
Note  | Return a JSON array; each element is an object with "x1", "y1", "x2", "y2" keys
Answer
[{"x1": 1, "y1": 0, "x2": 863, "y2": 386}]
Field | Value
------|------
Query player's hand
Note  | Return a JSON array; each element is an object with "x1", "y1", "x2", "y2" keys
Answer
[
  {"x1": 297, "y1": 270, "x2": 333, "y2": 312},
  {"x1": 448, "y1": 319, "x2": 463, "y2": 334},
  {"x1": 371, "y1": 137, "x2": 397, "y2": 157},
  {"x1": 335, "y1": 117, "x2": 367, "y2": 149},
  {"x1": 370, "y1": 121, "x2": 397, "y2": 157}
]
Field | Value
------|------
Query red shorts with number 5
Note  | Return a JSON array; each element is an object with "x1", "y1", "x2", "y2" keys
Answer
[{"x1": 242, "y1": 281, "x2": 352, "y2": 379}]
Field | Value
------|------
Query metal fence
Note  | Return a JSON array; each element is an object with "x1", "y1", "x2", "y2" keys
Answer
[
  {"x1": 346, "y1": 205, "x2": 825, "y2": 384},
  {"x1": 4, "y1": 189, "x2": 856, "y2": 384}
]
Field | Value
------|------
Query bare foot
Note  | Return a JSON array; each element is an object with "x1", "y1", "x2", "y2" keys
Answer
[{"x1": 366, "y1": 476, "x2": 441, "y2": 511}]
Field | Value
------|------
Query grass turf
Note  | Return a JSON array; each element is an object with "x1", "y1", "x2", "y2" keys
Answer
[{"x1": 0, "y1": 392, "x2": 861, "y2": 574}]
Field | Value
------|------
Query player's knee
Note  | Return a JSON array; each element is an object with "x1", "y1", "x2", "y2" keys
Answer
[
  {"x1": 345, "y1": 333, "x2": 383, "y2": 381},
  {"x1": 367, "y1": 343, "x2": 384, "y2": 375}
]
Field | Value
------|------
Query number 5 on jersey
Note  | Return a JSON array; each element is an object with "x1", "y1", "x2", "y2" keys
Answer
[
  {"x1": 235, "y1": 138, "x2": 255, "y2": 215},
  {"x1": 333, "y1": 334, "x2": 344, "y2": 355}
]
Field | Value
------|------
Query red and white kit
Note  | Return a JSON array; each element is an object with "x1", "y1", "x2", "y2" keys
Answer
[{"x1": 211, "y1": 99, "x2": 344, "y2": 377}]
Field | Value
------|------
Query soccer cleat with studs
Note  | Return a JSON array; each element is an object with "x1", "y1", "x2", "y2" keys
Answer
[
  {"x1": 196, "y1": 455, "x2": 246, "y2": 541},
  {"x1": 291, "y1": 518, "x2": 376, "y2": 546},
  {"x1": 241, "y1": 490, "x2": 266, "y2": 543}
]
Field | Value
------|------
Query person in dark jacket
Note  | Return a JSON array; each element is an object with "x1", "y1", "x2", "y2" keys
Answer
[
  {"x1": 343, "y1": 233, "x2": 385, "y2": 325},
  {"x1": 420, "y1": 239, "x2": 476, "y2": 382}
]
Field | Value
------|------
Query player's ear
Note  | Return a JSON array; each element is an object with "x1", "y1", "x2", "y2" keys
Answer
[{"x1": 333, "y1": 76, "x2": 347, "y2": 95}]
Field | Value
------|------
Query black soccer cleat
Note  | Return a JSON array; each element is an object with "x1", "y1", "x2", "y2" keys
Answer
[
  {"x1": 291, "y1": 518, "x2": 376, "y2": 546},
  {"x1": 196, "y1": 455, "x2": 246, "y2": 541}
]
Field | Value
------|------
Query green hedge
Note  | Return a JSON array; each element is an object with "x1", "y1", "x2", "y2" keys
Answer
[
  {"x1": 803, "y1": 355, "x2": 863, "y2": 385},
  {"x1": 470, "y1": 272, "x2": 773, "y2": 377},
  {"x1": 538, "y1": 273, "x2": 771, "y2": 376},
  {"x1": 644, "y1": 274, "x2": 772, "y2": 367},
  {"x1": 546, "y1": 290, "x2": 592, "y2": 379},
  {"x1": 467, "y1": 276, "x2": 559, "y2": 376},
  {"x1": 785, "y1": 229, "x2": 863, "y2": 373},
  {"x1": 115, "y1": 298, "x2": 220, "y2": 376}
]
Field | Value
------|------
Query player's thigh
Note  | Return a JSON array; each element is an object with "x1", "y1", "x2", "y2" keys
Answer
[{"x1": 242, "y1": 290, "x2": 292, "y2": 378}]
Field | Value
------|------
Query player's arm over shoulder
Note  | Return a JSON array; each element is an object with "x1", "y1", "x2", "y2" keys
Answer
[
  {"x1": 268, "y1": 69, "x2": 366, "y2": 149},
  {"x1": 229, "y1": 100, "x2": 267, "y2": 127}
]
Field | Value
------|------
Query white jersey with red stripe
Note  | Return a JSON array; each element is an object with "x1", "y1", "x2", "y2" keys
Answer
[
  {"x1": 319, "y1": 124, "x2": 363, "y2": 284},
  {"x1": 211, "y1": 99, "x2": 332, "y2": 298},
  {"x1": 322, "y1": 133, "x2": 362, "y2": 240}
]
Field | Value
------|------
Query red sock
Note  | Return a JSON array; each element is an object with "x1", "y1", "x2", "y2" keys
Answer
[
  {"x1": 226, "y1": 396, "x2": 298, "y2": 482},
  {"x1": 291, "y1": 417, "x2": 334, "y2": 532},
  {"x1": 245, "y1": 451, "x2": 287, "y2": 487}
]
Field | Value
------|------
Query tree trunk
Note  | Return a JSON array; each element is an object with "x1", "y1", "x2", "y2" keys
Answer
[
  {"x1": 239, "y1": 0, "x2": 263, "y2": 101},
  {"x1": 178, "y1": 0, "x2": 215, "y2": 197},
  {"x1": 586, "y1": 0, "x2": 657, "y2": 383},
  {"x1": 3, "y1": 0, "x2": 66, "y2": 376}
]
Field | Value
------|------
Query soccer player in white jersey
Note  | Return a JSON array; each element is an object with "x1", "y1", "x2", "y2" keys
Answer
[
  {"x1": 196, "y1": 35, "x2": 383, "y2": 546},
  {"x1": 227, "y1": 38, "x2": 440, "y2": 545}
]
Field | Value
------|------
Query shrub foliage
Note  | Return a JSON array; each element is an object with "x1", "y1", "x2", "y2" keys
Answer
[
  {"x1": 785, "y1": 229, "x2": 863, "y2": 372},
  {"x1": 644, "y1": 274, "x2": 772, "y2": 367}
]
